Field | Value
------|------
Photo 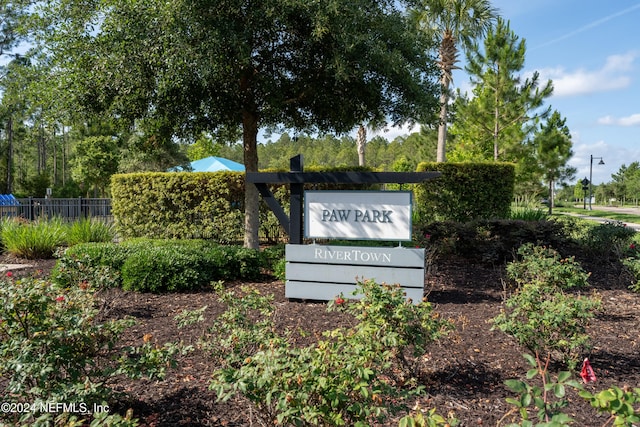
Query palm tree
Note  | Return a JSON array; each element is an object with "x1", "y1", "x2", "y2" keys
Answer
[{"x1": 413, "y1": 0, "x2": 498, "y2": 162}]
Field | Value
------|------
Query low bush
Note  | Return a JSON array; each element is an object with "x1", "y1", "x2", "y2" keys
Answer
[
  {"x1": 52, "y1": 242, "x2": 139, "y2": 288},
  {"x1": 620, "y1": 241, "x2": 640, "y2": 293},
  {"x1": 0, "y1": 273, "x2": 184, "y2": 426},
  {"x1": 418, "y1": 219, "x2": 572, "y2": 264},
  {"x1": 121, "y1": 245, "x2": 207, "y2": 292},
  {"x1": 492, "y1": 244, "x2": 602, "y2": 369},
  {"x1": 53, "y1": 239, "x2": 263, "y2": 292},
  {"x1": 208, "y1": 280, "x2": 453, "y2": 426},
  {"x1": 582, "y1": 220, "x2": 636, "y2": 262}
]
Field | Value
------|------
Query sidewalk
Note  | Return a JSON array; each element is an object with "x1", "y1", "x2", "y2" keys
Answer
[{"x1": 0, "y1": 263, "x2": 33, "y2": 273}]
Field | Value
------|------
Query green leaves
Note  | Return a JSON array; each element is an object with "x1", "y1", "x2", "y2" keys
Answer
[
  {"x1": 0, "y1": 273, "x2": 181, "y2": 425},
  {"x1": 54, "y1": 239, "x2": 262, "y2": 293},
  {"x1": 503, "y1": 354, "x2": 581, "y2": 426},
  {"x1": 579, "y1": 386, "x2": 640, "y2": 426},
  {"x1": 492, "y1": 244, "x2": 601, "y2": 369},
  {"x1": 208, "y1": 279, "x2": 453, "y2": 426},
  {"x1": 1, "y1": 217, "x2": 67, "y2": 259}
]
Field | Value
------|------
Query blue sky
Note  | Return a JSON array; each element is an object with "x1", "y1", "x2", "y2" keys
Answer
[
  {"x1": 494, "y1": 0, "x2": 640, "y2": 186},
  {"x1": 374, "y1": 0, "x2": 640, "y2": 185}
]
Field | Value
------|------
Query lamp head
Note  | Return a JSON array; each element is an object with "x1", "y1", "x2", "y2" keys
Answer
[{"x1": 598, "y1": 159, "x2": 605, "y2": 165}]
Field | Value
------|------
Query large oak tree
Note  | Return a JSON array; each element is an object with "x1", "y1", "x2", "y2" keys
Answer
[{"x1": 33, "y1": 0, "x2": 440, "y2": 247}]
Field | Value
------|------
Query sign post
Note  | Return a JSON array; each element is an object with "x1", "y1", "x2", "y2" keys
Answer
[{"x1": 246, "y1": 155, "x2": 440, "y2": 303}]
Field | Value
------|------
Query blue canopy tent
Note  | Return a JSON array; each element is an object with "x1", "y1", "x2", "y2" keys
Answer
[{"x1": 174, "y1": 156, "x2": 245, "y2": 172}]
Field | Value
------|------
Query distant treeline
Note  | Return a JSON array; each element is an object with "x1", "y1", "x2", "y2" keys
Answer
[{"x1": 217, "y1": 129, "x2": 438, "y2": 172}]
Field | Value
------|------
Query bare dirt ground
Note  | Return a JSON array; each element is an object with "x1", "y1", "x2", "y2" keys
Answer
[{"x1": 4, "y1": 254, "x2": 640, "y2": 427}]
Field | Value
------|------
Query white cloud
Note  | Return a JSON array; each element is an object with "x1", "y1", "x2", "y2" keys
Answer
[
  {"x1": 598, "y1": 113, "x2": 640, "y2": 126},
  {"x1": 537, "y1": 52, "x2": 636, "y2": 97}
]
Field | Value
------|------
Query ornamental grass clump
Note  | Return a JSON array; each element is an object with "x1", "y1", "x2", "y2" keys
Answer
[
  {"x1": 492, "y1": 244, "x2": 602, "y2": 369},
  {"x1": 66, "y1": 217, "x2": 116, "y2": 246},
  {"x1": 1, "y1": 217, "x2": 67, "y2": 259}
]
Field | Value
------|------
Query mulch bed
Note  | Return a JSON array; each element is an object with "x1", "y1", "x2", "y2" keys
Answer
[{"x1": 3, "y1": 255, "x2": 640, "y2": 426}]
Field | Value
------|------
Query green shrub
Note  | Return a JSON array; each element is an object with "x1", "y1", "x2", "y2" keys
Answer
[
  {"x1": 209, "y1": 280, "x2": 452, "y2": 426},
  {"x1": 0, "y1": 273, "x2": 183, "y2": 425},
  {"x1": 54, "y1": 240, "x2": 263, "y2": 293},
  {"x1": 414, "y1": 162, "x2": 515, "y2": 223},
  {"x1": 52, "y1": 242, "x2": 137, "y2": 288},
  {"x1": 582, "y1": 220, "x2": 636, "y2": 262},
  {"x1": 621, "y1": 241, "x2": 640, "y2": 293},
  {"x1": 121, "y1": 245, "x2": 206, "y2": 292},
  {"x1": 503, "y1": 353, "x2": 584, "y2": 426},
  {"x1": 111, "y1": 172, "x2": 246, "y2": 241},
  {"x1": 1, "y1": 217, "x2": 67, "y2": 259},
  {"x1": 492, "y1": 244, "x2": 602, "y2": 369},
  {"x1": 259, "y1": 244, "x2": 286, "y2": 279},
  {"x1": 554, "y1": 216, "x2": 638, "y2": 261},
  {"x1": 66, "y1": 217, "x2": 116, "y2": 245},
  {"x1": 505, "y1": 245, "x2": 590, "y2": 290},
  {"x1": 418, "y1": 219, "x2": 572, "y2": 264}
]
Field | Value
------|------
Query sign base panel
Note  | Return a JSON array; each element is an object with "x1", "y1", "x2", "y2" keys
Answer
[
  {"x1": 285, "y1": 280, "x2": 424, "y2": 303},
  {"x1": 285, "y1": 244, "x2": 425, "y2": 304}
]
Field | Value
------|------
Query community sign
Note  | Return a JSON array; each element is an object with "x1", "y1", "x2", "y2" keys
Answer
[{"x1": 304, "y1": 190, "x2": 412, "y2": 241}]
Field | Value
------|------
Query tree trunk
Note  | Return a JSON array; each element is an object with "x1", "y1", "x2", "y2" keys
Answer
[
  {"x1": 242, "y1": 109, "x2": 260, "y2": 249},
  {"x1": 436, "y1": 90, "x2": 448, "y2": 162},
  {"x1": 548, "y1": 179, "x2": 554, "y2": 215},
  {"x1": 494, "y1": 90, "x2": 499, "y2": 161},
  {"x1": 6, "y1": 115, "x2": 13, "y2": 194},
  {"x1": 357, "y1": 125, "x2": 366, "y2": 166}
]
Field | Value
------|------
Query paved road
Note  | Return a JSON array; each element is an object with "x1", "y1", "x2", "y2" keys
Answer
[{"x1": 560, "y1": 205, "x2": 640, "y2": 231}]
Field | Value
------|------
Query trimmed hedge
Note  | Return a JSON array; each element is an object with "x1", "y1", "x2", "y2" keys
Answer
[
  {"x1": 414, "y1": 162, "x2": 515, "y2": 223},
  {"x1": 111, "y1": 167, "x2": 380, "y2": 243},
  {"x1": 111, "y1": 172, "x2": 246, "y2": 241},
  {"x1": 53, "y1": 239, "x2": 262, "y2": 293}
]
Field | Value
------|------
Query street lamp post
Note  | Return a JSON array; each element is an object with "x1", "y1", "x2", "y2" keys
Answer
[{"x1": 589, "y1": 155, "x2": 604, "y2": 210}]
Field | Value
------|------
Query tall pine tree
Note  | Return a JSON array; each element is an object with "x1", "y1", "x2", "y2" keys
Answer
[
  {"x1": 450, "y1": 18, "x2": 553, "y2": 164},
  {"x1": 534, "y1": 110, "x2": 576, "y2": 214}
]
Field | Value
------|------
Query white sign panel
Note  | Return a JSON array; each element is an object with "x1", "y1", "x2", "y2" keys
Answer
[{"x1": 304, "y1": 191, "x2": 412, "y2": 241}]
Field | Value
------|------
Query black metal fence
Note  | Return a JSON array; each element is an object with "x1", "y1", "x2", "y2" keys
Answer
[{"x1": 0, "y1": 198, "x2": 113, "y2": 222}]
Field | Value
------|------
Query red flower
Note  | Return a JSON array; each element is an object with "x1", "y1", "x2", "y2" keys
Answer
[
  {"x1": 424, "y1": 233, "x2": 431, "y2": 240},
  {"x1": 55, "y1": 296, "x2": 65, "y2": 302},
  {"x1": 335, "y1": 297, "x2": 345, "y2": 305},
  {"x1": 580, "y1": 358, "x2": 597, "y2": 383},
  {"x1": 630, "y1": 243, "x2": 636, "y2": 250},
  {"x1": 5, "y1": 271, "x2": 12, "y2": 278}
]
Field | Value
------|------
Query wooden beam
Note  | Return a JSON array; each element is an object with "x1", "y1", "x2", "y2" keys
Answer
[{"x1": 246, "y1": 171, "x2": 440, "y2": 184}]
